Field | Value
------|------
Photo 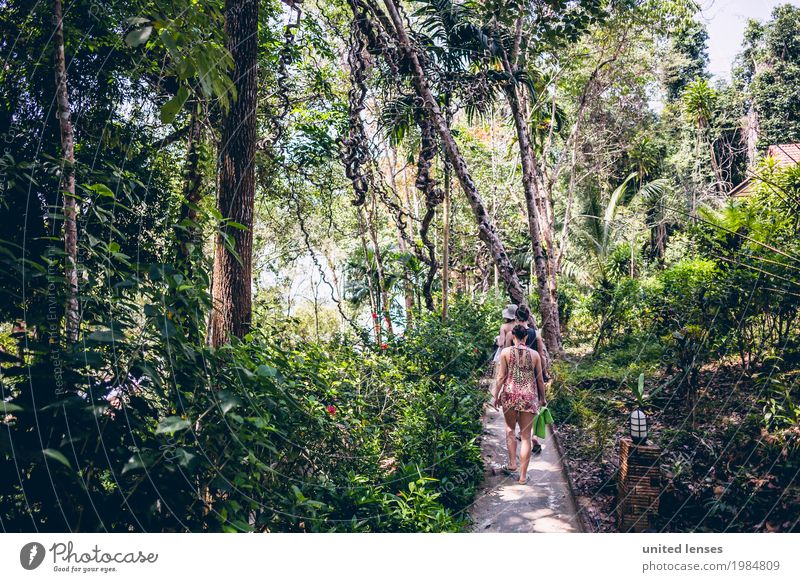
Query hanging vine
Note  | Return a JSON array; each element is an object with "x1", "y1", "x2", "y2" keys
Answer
[
  {"x1": 414, "y1": 104, "x2": 444, "y2": 311},
  {"x1": 340, "y1": 18, "x2": 372, "y2": 206},
  {"x1": 259, "y1": 0, "x2": 303, "y2": 154},
  {"x1": 289, "y1": 181, "x2": 364, "y2": 338}
]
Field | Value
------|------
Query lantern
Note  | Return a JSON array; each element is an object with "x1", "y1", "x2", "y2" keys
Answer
[{"x1": 630, "y1": 409, "x2": 648, "y2": 444}]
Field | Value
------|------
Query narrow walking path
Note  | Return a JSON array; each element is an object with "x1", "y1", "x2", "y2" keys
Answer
[{"x1": 470, "y1": 379, "x2": 583, "y2": 533}]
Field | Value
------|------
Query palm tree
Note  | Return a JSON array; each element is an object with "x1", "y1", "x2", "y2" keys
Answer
[
  {"x1": 564, "y1": 174, "x2": 673, "y2": 285},
  {"x1": 627, "y1": 135, "x2": 671, "y2": 263},
  {"x1": 682, "y1": 77, "x2": 725, "y2": 197}
]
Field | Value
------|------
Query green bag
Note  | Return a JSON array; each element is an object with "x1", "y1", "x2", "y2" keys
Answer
[{"x1": 534, "y1": 406, "x2": 554, "y2": 439}]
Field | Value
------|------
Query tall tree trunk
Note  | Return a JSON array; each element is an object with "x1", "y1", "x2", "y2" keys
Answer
[
  {"x1": 357, "y1": 208, "x2": 381, "y2": 342},
  {"x1": 413, "y1": 105, "x2": 442, "y2": 313},
  {"x1": 710, "y1": 146, "x2": 724, "y2": 193},
  {"x1": 367, "y1": 193, "x2": 393, "y2": 335},
  {"x1": 208, "y1": 0, "x2": 258, "y2": 347},
  {"x1": 379, "y1": 0, "x2": 526, "y2": 307},
  {"x1": 503, "y1": 79, "x2": 564, "y2": 356},
  {"x1": 441, "y1": 162, "x2": 450, "y2": 321},
  {"x1": 746, "y1": 102, "x2": 759, "y2": 167},
  {"x1": 389, "y1": 147, "x2": 415, "y2": 327},
  {"x1": 54, "y1": 0, "x2": 78, "y2": 342},
  {"x1": 174, "y1": 105, "x2": 205, "y2": 343},
  {"x1": 441, "y1": 96, "x2": 452, "y2": 321},
  {"x1": 495, "y1": 34, "x2": 563, "y2": 355},
  {"x1": 537, "y1": 169, "x2": 559, "y2": 321},
  {"x1": 489, "y1": 110, "x2": 499, "y2": 293},
  {"x1": 419, "y1": 204, "x2": 438, "y2": 311},
  {"x1": 556, "y1": 137, "x2": 579, "y2": 274},
  {"x1": 707, "y1": 132, "x2": 724, "y2": 193}
]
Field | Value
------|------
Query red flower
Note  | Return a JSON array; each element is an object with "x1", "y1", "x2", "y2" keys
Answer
[
  {"x1": 326, "y1": 405, "x2": 336, "y2": 416},
  {"x1": 380, "y1": 343, "x2": 388, "y2": 350},
  {"x1": 473, "y1": 348, "x2": 479, "y2": 354},
  {"x1": 371, "y1": 312, "x2": 378, "y2": 319}
]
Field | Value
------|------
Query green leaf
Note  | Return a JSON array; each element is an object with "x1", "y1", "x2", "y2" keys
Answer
[
  {"x1": 604, "y1": 172, "x2": 636, "y2": 244},
  {"x1": 256, "y1": 364, "x2": 276, "y2": 378},
  {"x1": 156, "y1": 416, "x2": 191, "y2": 435},
  {"x1": 172, "y1": 448, "x2": 196, "y2": 468},
  {"x1": 157, "y1": 317, "x2": 177, "y2": 339},
  {"x1": 125, "y1": 17, "x2": 150, "y2": 26},
  {"x1": 160, "y1": 86, "x2": 189, "y2": 125},
  {"x1": 158, "y1": 28, "x2": 179, "y2": 58},
  {"x1": 216, "y1": 390, "x2": 242, "y2": 415},
  {"x1": 122, "y1": 451, "x2": 158, "y2": 474},
  {"x1": 1, "y1": 401, "x2": 23, "y2": 413},
  {"x1": 86, "y1": 329, "x2": 122, "y2": 343},
  {"x1": 125, "y1": 26, "x2": 153, "y2": 48},
  {"x1": 88, "y1": 183, "x2": 114, "y2": 198},
  {"x1": 72, "y1": 350, "x2": 104, "y2": 367},
  {"x1": 43, "y1": 448, "x2": 73, "y2": 471}
]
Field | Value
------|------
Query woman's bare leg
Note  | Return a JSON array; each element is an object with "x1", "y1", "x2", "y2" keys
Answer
[
  {"x1": 517, "y1": 411, "x2": 535, "y2": 483},
  {"x1": 503, "y1": 409, "x2": 518, "y2": 470}
]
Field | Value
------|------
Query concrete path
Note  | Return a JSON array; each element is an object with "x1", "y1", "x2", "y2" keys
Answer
[{"x1": 470, "y1": 380, "x2": 582, "y2": 533}]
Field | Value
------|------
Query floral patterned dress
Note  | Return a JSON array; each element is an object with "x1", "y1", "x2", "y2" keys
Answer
[{"x1": 499, "y1": 345, "x2": 540, "y2": 414}]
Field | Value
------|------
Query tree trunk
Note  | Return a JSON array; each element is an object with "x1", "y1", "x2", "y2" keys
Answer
[
  {"x1": 746, "y1": 102, "x2": 759, "y2": 167},
  {"x1": 367, "y1": 193, "x2": 392, "y2": 335},
  {"x1": 709, "y1": 140, "x2": 725, "y2": 193},
  {"x1": 503, "y1": 79, "x2": 564, "y2": 356},
  {"x1": 419, "y1": 204, "x2": 438, "y2": 311},
  {"x1": 389, "y1": 147, "x2": 415, "y2": 327},
  {"x1": 174, "y1": 105, "x2": 205, "y2": 343},
  {"x1": 556, "y1": 137, "x2": 579, "y2": 274},
  {"x1": 380, "y1": 0, "x2": 526, "y2": 307},
  {"x1": 208, "y1": 0, "x2": 258, "y2": 347},
  {"x1": 537, "y1": 169, "x2": 559, "y2": 322},
  {"x1": 357, "y1": 207, "x2": 381, "y2": 342},
  {"x1": 441, "y1": 162, "x2": 450, "y2": 321},
  {"x1": 54, "y1": 0, "x2": 79, "y2": 343}
]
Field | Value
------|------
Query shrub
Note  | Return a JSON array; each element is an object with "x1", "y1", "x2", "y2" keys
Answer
[{"x1": 0, "y1": 241, "x2": 491, "y2": 532}]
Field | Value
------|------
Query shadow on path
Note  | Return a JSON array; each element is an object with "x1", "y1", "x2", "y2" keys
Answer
[{"x1": 470, "y1": 379, "x2": 583, "y2": 533}]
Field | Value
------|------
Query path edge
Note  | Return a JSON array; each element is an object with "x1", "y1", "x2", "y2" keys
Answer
[{"x1": 550, "y1": 425, "x2": 591, "y2": 533}]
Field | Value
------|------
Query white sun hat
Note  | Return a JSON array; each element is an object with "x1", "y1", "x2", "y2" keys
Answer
[{"x1": 501, "y1": 304, "x2": 518, "y2": 320}]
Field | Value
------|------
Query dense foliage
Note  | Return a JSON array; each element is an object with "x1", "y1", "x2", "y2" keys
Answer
[
  {"x1": 0, "y1": 238, "x2": 495, "y2": 531},
  {"x1": 2, "y1": 0, "x2": 799, "y2": 533},
  {"x1": 552, "y1": 161, "x2": 800, "y2": 532}
]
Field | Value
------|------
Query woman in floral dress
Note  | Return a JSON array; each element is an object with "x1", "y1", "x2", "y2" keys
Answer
[{"x1": 492, "y1": 325, "x2": 547, "y2": 484}]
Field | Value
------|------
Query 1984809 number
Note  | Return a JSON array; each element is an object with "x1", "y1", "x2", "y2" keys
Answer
[{"x1": 733, "y1": 560, "x2": 780, "y2": 571}]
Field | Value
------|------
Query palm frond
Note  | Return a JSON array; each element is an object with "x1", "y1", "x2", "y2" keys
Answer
[
  {"x1": 379, "y1": 95, "x2": 418, "y2": 147},
  {"x1": 560, "y1": 256, "x2": 592, "y2": 286},
  {"x1": 604, "y1": 172, "x2": 637, "y2": 245}
]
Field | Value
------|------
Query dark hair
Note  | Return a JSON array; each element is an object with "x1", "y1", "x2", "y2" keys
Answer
[
  {"x1": 515, "y1": 305, "x2": 530, "y2": 322},
  {"x1": 512, "y1": 324, "x2": 528, "y2": 340}
]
